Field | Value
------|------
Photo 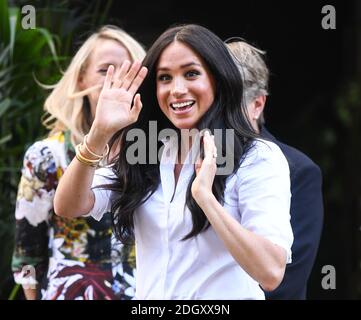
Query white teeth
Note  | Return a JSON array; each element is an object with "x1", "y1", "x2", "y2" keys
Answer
[{"x1": 171, "y1": 101, "x2": 194, "y2": 108}]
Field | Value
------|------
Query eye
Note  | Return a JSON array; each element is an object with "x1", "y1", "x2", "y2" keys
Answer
[
  {"x1": 98, "y1": 69, "x2": 108, "y2": 75},
  {"x1": 185, "y1": 70, "x2": 200, "y2": 78},
  {"x1": 157, "y1": 73, "x2": 171, "y2": 82}
]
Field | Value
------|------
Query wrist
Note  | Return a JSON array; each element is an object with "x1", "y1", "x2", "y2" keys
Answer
[
  {"x1": 87, "y1": 125, "x2": 112, "y2": 155},
  {"x1": 193, "y1": 189, "x2": 216, "y2": 208}
]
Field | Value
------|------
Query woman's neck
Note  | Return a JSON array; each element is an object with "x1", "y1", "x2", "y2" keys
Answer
[{"x1": 177, "y1": 129, "x2": 198, "y2": 164}]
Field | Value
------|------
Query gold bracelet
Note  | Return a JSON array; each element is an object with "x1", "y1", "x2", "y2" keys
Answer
[
  {"x1": 76, "y1": 153, "x2": 98, "y2": 167},
  {"x1": 84, "y1": 134, "x2": 110, "y2": 160},
  {"x1": 75, "y1": 144, "x2": 100, "y2": 168}
]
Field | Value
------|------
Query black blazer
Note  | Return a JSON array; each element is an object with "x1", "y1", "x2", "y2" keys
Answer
[{"x1": 261, "y1": 128, "x2": 324, "y2": 300}]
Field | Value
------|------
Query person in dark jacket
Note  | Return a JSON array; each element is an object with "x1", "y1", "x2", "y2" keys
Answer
[{"x1": 227, "y1": 39, "x2": 324, "y2": 299}]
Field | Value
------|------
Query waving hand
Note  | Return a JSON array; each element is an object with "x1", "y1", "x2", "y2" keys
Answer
[{"x1": 93, "y1": 61, "x2": 148, "y2": 137}]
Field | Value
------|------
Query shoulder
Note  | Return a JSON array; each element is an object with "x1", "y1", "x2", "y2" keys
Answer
[
  {"x1": 43, "y1": 131, "x2": 67, "y2": 152},
  {"x1": 25, "y1": 132, "x2": 65, "y2": 157},
  {"x1": 22, "y1": 132, "x2": 66, "y2": 180},
  {"x1": 240, "y1": 138, "x2": 289, "y2": 171},
  {"x1": 236, "y1": 138, "x2": 290, "y2": 185}
]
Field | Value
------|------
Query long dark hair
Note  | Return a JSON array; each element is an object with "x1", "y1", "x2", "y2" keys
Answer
[{"x1": 107, "y1": 24, "x2": 258, "y2": 243}]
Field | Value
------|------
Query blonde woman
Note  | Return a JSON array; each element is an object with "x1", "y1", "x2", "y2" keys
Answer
[{"x1": 11, "y1": 25, "x2": 145, "y2": 300}]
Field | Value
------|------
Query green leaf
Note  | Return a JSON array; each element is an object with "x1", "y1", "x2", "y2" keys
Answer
[
  {"x1": 0, "y1": 0, "x2": 114, "y2": 300},
  {"x1": 0, "y1": 134, "x2": 12, "y2": 145},
  {"x1": 0, "y1": 44, "x2": 10, "y2": 65},
  {"x1": 0, "y1": 98, "x2": 11, "y2": 118},
  {"x1": 0, "y1": 0, "x2": 10, "y2": 44},
  {"x1": 0, "y1": 65, "x2": 14, "y2": 80},
  {"x1": 8, "y1": 284, "x2": 21, "y2": 300},
  {"x1": 8, "y1": 7, "x2": 19, "y2": 59},
  {"x1": 36, "y1": 27, "x2": 60, "y2": 68}
]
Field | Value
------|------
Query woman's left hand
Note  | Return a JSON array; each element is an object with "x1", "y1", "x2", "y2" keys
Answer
[{"x1": 191, "y1": 131, "x2": 217, "y2": 203}]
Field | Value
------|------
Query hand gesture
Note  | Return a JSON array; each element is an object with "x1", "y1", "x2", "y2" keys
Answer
[
  {"x1": 93, "y1": 61, "x2": 148, "y2": 137},
  {"x1": 191, "y1": 131, "x2": 217, "y2": 201}
]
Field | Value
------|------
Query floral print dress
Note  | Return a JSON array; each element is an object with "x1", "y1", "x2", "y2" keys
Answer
[{"x1": 12, "y1": 131, "x2": 136, "y2": 300}]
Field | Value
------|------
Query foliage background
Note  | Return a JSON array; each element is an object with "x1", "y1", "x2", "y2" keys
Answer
[
  {"x1": 0, "y1": 0, "x2": 360, "y2": 299},
  {"x1": 0, "y1": 0, "x2": 113, "y2": 299}
]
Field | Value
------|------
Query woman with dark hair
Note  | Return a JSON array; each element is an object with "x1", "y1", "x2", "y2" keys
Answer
[{"x1": 54, "y1": 24, "x2": 293, "y2": 300}]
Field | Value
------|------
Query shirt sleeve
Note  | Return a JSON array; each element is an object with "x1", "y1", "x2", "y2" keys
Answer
[
  {"x1": 265, "y1": 160, "x2": 323, "y2": 299},
  {"x1": 87, "y1": 167, "x2": 114, "y2": 221},
  {"x1": 236, "y1": 139, "x2": 294, "y2": 263},
  {"x1": 12, "y1": 140, "x2": 56, "y2": 285}
]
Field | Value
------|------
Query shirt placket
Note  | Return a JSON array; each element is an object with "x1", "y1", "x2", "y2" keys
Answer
[
  {"x1": 160, "y1": 136, "x2": 198, "y2": 299},
  {"x1": 159, "y1": 161, "x2": 174, "y2": 299}
]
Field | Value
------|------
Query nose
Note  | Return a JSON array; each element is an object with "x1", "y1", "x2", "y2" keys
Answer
[{"x1": 171, "y1": 77, "x2": 187, "y2": 96}]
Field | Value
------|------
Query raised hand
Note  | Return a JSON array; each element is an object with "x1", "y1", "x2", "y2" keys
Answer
[
  {"x1": 191, "y1": 131, "x2": 218, "y2": 201},
  {"x1": 93, "y1": 60, "x2": 148, "y2": 138}
]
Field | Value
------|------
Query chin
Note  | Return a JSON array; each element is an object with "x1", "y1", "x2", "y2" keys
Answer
[
  {"x1": 173, "y1": 122, "x2": 196, "y2": 130},
  {"x1": 168, "y1": 117, "x2": 195, "y2": 130}
]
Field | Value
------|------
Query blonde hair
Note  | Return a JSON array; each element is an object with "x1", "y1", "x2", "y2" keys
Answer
[{"x1": 42, "y1": 25, "x2": 146, "y2": 146}]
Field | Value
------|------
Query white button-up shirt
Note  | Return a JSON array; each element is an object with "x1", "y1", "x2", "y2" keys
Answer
[{"x1": 89, "y1": 138, "x2": 293, "y2": 300}]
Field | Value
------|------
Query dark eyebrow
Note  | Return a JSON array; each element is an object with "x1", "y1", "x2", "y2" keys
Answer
[
  {"x1": 157, "y1": 62, "x2": 202, "y2": 72},
  {"x1": 181, "y1": 62, "x2": 201, "y2": 68}
]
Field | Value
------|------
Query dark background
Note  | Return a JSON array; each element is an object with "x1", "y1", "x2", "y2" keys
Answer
[
  {"x1": 106, "y1": 0, "x2": 351, "y2": 143},
  {"x1": 100, "y1": 0, "x2": 359, "y2": 299}
]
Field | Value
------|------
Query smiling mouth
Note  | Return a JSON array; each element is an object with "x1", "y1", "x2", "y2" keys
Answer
[{"x1": 170, "y1": 101, "x2": 195, "y2": 111}]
